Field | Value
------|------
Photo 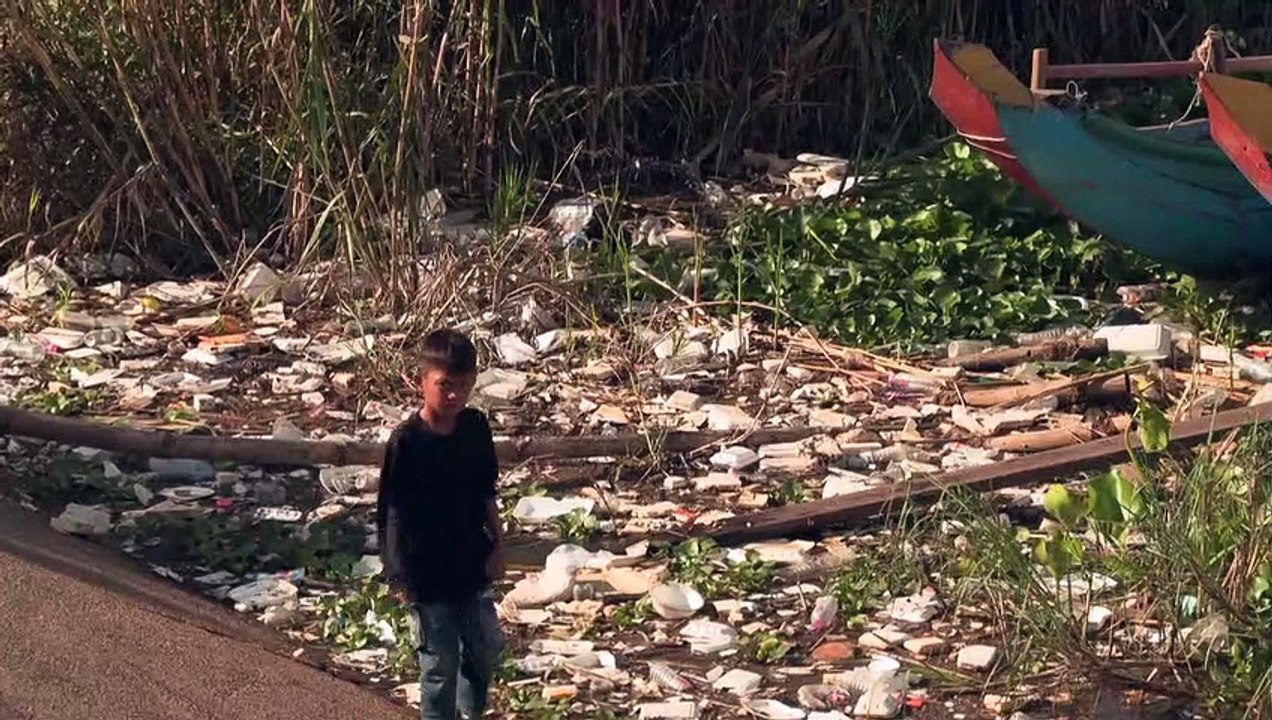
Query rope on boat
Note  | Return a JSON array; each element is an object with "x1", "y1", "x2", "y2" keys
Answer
[{"x1": 1168, "y1": 25, "x2": 1230, "y2": 131}]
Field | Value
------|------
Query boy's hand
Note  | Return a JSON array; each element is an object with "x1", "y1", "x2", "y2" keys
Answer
[{"x1": 486, "y1": 550, "x2": 506, "y2": 581}]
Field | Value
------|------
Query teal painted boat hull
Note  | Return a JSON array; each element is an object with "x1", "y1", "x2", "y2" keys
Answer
[
  {"x1": 995, "y1": 106, "x2": 1272, "y2": 278},
  {"x1": 930, "y1": 39, "x2": 1272, "y2": 280}
]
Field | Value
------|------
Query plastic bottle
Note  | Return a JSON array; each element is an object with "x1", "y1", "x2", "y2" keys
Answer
[
  {"x1": 0, "y1": 337, "x2": 46, "y2": 361},
  {"x1": 1235, "y1": 356, "x2": 1272, "y2": 384},
  {"x1": 886, "y1": 373, "x2": 941, "y2": 395},
  {"x1": 946, "y1": 339, "x2": 993, "y2": 359},
  {"x1": 1013, "y1": 324, "x2": 1090, "y2": 345},
  {"x1": 83, "y1": 327, "x2": 126, "y2": 347},
  {"x1": 827, "y1": 666, "x2": 895, "y2": 694},
  {"x1": 808, "y1": 595, "x2": 839, "y2": 633},
  {"x1": 647, "y1": 662, "x2": 693, "y2": 693},
  {"x1": 843, "y1": 445, "x2": 910, "y2": 470},
  {"x1": 514, "y1": 654, "x2": 561, "y2": 674}
]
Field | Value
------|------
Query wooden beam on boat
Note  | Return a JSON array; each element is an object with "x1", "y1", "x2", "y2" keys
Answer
[
  {"x1": 706, "y1": 403, "x2": 1272, "y2": 547},
  {"x1": 0, "y1": 404, "x2": 826, "y2": 468},
  {"x1": 1031, "y1": 47, "x2": 1272, "y2": 91}
]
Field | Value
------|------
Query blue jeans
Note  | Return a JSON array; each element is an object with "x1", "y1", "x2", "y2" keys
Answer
[{"x1": 409, "y1": 588, "x2": 504, "y2": 720}]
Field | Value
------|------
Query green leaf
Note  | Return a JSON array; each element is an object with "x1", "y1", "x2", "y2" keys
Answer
[
  {"x1": 1134, "y1": 398, "x2": 1171, "y2": 453},
  {"x1": 1252, "y1": 564, "x2": 1272, "y2": 602},
  {"x1": 934, "y1": 286, "x2": 959, "y2": 314},
  {"x1": 975, "y1": 257, "x2": 1007, "y2": 281},
  {"x1": 1032, "y1": 534, "x2": 1081, "y2": 579},
  {"x1": 1085, "y1": 470, "x2": 1142, "y2": 525},
  {"x1": 911, "y1": 266, "x2": 945, "y2": 284},
  {"x1": 1043, "y1": 484, "x2": 1084, "y2": 527},
  {"x1": 866, "y1": 218, "x2": 883, "y2": 240}
]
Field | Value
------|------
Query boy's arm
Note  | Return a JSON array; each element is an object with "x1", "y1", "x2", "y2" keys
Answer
[
  {"x1": 484, "y1": 498, "x2": 504, "y2": 568},
  {"x1": 474, "y1": 411, "x2": 505, "y2": 580},
  {"x1": 376, "y1": 429, "x2": 410, "y2": 595}
]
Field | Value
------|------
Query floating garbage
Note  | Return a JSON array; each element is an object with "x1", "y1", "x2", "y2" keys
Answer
[
  {"x1": 514, "y1": 654, "x2": 562, "y2": 675},
  {"x1": 650, "y1": 582, "x2": 705, "y2": 620},
  {"x1": 504, "y1": 568, "x2": 575, "y2": 608},
  {"x1": 647, "y1": 662, "x2": 693, "y2": 693},
  {"x1": 511, "y1": 496, "x2": 596, "y2": 525},
  {"x1": 545, "y1": 543, "x2": 635, "y2": 574},
  {"x1": 226, "y1": 577, "x2": 298, "y2": 611},
  {"x1": 679, "y1": 618, "x2": 738, "y2": 654},
  {"x1": 712, "y1": 668, "x2": 763, "y2": 695},
  {"x1": 50, "y1": 503, "x2": 112, "y2": 536},
  {"x1": 886, "y1": 587, "x2": 942, "y2": 624},
  {"x1": 251, "y1": 506, "x2": 303, "y2": 522},
  {"x1": 530, "y1": 639, "x2": 595, "y2": 656},
  {"x1": 808, "y1": 596, "x2": 838, "y2": 633},
  {"x1": 796, "y1": 684, "x2": 852, "y2": 711},
  {"x1": 148, "y1": 458, "x2": 216, "y2": 482},
  {"x1": 157, "y1": 485, "x2": 216, "y2": 502},
  {"x1": 740, "y1": 698, "x2": 807, "y2": 720},
  {"x1": 709, "y1": 446, "x2": 760, "y2": 471}
]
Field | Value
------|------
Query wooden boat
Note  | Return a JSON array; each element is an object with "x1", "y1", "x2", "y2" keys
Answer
[
  {"x1": 929, "y1": 38, "x2": 1272, "y2": 279},
  {"x1": 1199, "y1": 72, "x2": 1272, "y2": 206}
]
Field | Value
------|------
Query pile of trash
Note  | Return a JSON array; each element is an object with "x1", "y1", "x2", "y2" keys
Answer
[{"x1": 2, "y1": 244, "x2": 1269, "y2": 719}]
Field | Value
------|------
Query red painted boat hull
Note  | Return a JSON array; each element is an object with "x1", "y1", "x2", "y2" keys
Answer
[
  {"x1": 928, "y1": 39, "x2": 1066, "y2": 212},
  {"x1": 1200, "y1": 74, "x2": 1272, "y2": 205}
]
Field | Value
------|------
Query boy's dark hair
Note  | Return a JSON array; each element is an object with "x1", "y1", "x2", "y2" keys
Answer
[{"x1": 419, "y1": 328, "x2": 478, "y2": 375}]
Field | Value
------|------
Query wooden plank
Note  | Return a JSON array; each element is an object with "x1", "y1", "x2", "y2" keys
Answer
[
  {"x1": 938, "y1": 338, "x2": 1107, "y2": 372},
  {"x1": 1030, "y1": 48, "x2": 1050, "y2": 92},
  {"x1": 1045, "y1": 55, "x2": 1272, "y2": 81},
  {"x1": 706, "y1": 403, "x2": 1272, "y2": 546},
  {"x1": 0, "y1": 404, "x2": 826, "y2": 468}
]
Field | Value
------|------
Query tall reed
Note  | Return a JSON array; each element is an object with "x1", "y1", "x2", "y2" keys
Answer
[{"x1": 2, "y1": 0, "x2": 1270, "y2": 307}]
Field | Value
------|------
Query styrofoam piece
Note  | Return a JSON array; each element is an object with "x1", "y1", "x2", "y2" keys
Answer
[{"x1": 1093, "y1": 323, "x2": 1172, "y2": 361}]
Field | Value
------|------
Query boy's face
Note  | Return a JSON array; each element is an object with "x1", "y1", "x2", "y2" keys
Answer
[{"x1": 419, "y1": 366, "x2": 476, "y2": 418}]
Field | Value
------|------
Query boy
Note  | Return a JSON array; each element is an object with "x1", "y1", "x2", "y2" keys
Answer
[{"x1": 376, "y1": 328, "x2": 505, "y2": 720}]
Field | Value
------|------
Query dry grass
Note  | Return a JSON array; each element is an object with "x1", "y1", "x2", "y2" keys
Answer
[{"x1": 2, "y1": 0, "x2": 1271, "y2": 308}]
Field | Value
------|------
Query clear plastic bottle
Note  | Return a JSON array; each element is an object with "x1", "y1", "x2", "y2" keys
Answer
[
  {"x1": 886, "y1": 373, "x2": 941, "y2": 395},
  {"x1": 843, "y1": 445, "x2": 911, "y2": 470},
  {"x1": 808, "y1": 595, "x2": 838, "y2": 633},
  {"x1": 1235, "y1": 356, "x2": 1272, "y2": 384},
  {"x1": 83, "y1": 327, "x2": 126, "y2": 347},
  {"x1": 0, "y1": 338, "x2": 46, "y2": 361},
  {"x1": 647, "y1": 662, "x2": 693, "y2": 693},
  {"x1": 514, "y1": 654, "x2": 561, "y2": 675},
  {"x1": 1013, "y1": 324, "x2": 1090, "y2": 345},
  {"x1": 946, "y1": 339, "x2": 993, "y2": 359}
]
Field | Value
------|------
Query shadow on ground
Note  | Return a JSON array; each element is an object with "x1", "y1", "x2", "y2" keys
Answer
[{"x1": 0, "y1": 499, "x2": 410, "y2": 720}]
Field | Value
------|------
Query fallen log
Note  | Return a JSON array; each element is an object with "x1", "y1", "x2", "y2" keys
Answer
[
  {"x1": 955, "y1": 378, "x2": 1074, "y2": 407},
  {"x1": 993, "y1": 364, "x2": 1147, "y2": 410},
  {"x1": 939, "y1": 338, "x2": 1108, "y2": 372},
  {"x1": 705, "y1": 403, "x2": 1272, "y2": 546},
  {"x1": 986, "y1": 415, "x2": 1132, "y2": 453},
  {"x1": 0, "y1": 404, "x2": 826, "y2": 468},
  {"x1": 957, "y1": 372, "x2": 1135, "y2": 408}
]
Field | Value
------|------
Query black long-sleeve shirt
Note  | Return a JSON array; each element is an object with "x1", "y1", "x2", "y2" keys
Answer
[{"x1": 376, "y1": 407, "x2": 499, "y2": 602}]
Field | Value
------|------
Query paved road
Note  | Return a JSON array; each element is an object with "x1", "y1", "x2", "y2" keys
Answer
[{"x1": 0, "y1": 501, "x2": 411, "y2": 720}]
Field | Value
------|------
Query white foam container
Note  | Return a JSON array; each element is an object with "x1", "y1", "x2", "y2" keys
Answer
[{"x1": 1093, "y1": 323, "x2": 1172, "y2": 361}]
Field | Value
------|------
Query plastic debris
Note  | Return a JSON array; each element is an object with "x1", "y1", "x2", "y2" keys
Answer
[
  {"x1": 511, "y1": 496, "x2": 595, "y2": 525},
  {"x1": 650, "y1": 582, "x2": 705, "y2": 620},
  {"x1": 680, "y1": 618, "x2": 738, "y2": 654},
  {"x1": 741, "y1": 698, "x2": 807, "y2": 720},
  {"x1": 50, "y1": 504, "x2": 112, "y2": 536},
  {"x1": 808, "y1": 595, "x2": 838, "y2": 633},
  {"x1": 226, "y1": 577, "x2": 299, "y2": 611}
]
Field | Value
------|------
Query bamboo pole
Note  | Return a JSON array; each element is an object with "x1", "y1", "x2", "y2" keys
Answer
[
  {"x1": 1031, "y1": 53, "x2": 1272, "y2": 89},
  {"x1": 706, "y1": 403, "x2": 1272, "y2": 546},
  {"x1": 1030, "y1": 48, "x2": 1049, "y2": 92},
  {"x1": 0, "y1": 405, "x2": 828, "y2": 468}
]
